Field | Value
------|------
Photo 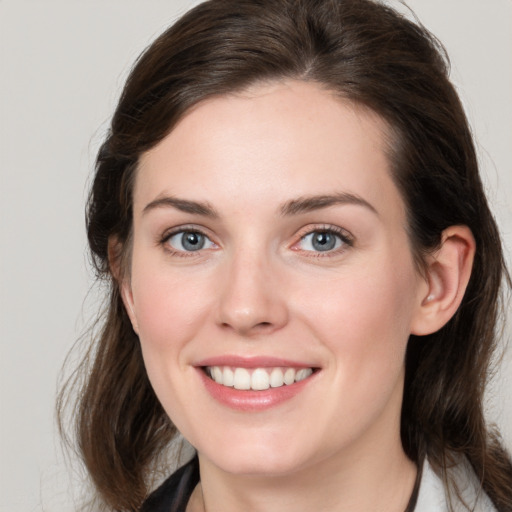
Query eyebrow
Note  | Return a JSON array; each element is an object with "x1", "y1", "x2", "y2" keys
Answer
[
  {"x1": 142, "y1": 192, "x2": 377, "y2": 218},
  {"x1": 280, "y1": 193, "x2": 378, "y2": 216},
  {"x1": 142, "y1": 196, "x2": 219, "y2": 217}
]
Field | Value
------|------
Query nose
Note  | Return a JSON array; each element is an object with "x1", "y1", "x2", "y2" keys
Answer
[{"x1": 215, "y1": 249, "x2": 289, "y2": 337}]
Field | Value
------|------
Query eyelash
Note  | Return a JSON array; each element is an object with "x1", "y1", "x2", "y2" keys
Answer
[
  {"x1": 159, "y1": 224, "x2": 354, "y2": 257},
  {"x1": 160, "y1": 226, "x2": 217, "y2": 257},
  {"x1": 292, "y1": 225, "x2": 354, "y2": 257}
]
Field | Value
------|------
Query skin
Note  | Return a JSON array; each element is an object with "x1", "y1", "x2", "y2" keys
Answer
[{"x1": 120, "y1": 80, "x2": 475, "y2": 511}]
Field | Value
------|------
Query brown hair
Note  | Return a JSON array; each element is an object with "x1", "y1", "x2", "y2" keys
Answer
[{"x1": 58, "y1": 0, "x2": 512, "y2": 510}]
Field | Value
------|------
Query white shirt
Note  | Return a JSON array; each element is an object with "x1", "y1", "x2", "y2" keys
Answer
[{"x1": 415, "y1": 459, "x2": 497, "y2": 511}]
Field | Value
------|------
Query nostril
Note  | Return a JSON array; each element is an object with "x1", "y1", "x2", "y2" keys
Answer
[
  {"x1": 253, "y1": 321, "x2": 273, "y2": 331},
  {"x1": 252, "y1": 321, "x2": 276, "y2": 333},
  {"x1": 220, "y1": 320, "x2": 274, "y2": 334}
]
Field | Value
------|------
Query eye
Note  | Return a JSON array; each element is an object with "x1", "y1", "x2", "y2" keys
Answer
[
  {"x1": 165, "y1": 230, "x2": 216, "y2": 252},
  {"x1": 297, "y1": 229, "x2": 350, "y2": 253}
]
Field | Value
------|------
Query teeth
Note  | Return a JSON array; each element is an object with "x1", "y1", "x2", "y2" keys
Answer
[
  {"x1": 207, "y1": 366, "x2": 314, "y2": 390},
  {"x1": 223, "y1": 367, "x2": 234, "y2": 387},
  {"x1": 295, "y1": 368, "x2": 313, "y2": 382},
  {"x1": 251, "y1": 368, "x2": 270, "y2": 390},
  {"x1": 233, "y1": 368, "x2": 251, "y2": 390},
  {"x1": 283, "y1": 368, "x2": 295, "y2": 385},
  {"x1": 212, "y1": 366, "x2": 223, "y2": 384},
  {"x1": 270, "y1": 367, "x2": 284, "y2": 387}
]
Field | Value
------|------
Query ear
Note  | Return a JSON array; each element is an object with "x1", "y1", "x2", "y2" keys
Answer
[
  {"x1": 108, "y1": 236, "x2": 139, "y2": 334},
  {"x1": 410, "y1": 225, "x2": 475, "y2": 336},
  {"x1": 119, "y1": 278, "x2": 139, "y2": 335}
]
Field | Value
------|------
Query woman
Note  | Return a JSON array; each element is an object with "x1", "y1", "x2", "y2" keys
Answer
[{"x1": 59, "y1": 0, "x2": 512, "y2": 510}]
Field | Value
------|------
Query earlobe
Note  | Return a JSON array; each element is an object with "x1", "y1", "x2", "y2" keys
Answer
[
  {"x1": 108, "y1": 236, "x2": 139, "y2": 334},
  {"x1": 120, "y1": 282, "x2": 139, "y2": 335},
  {"x1": 411, "y1": 225, "x2": 475, "y2": 336}
]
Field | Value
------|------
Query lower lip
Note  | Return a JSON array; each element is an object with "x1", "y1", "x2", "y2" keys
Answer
[{"x1": 197, "y1": 369, "x2": 316, "y2": 411}]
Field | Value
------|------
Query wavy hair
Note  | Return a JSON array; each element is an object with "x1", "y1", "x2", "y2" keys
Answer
[{"x1": 58, "y1": 0, "x2": 512, "y2": 510}]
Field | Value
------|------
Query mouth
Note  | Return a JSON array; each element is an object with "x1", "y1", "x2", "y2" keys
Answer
[
  {"x1": 204, "y1": 366, "x2": 315, "y2": 391},
  {"x1": 196, "y1": 356, "x2": 320, "y2": 411}
]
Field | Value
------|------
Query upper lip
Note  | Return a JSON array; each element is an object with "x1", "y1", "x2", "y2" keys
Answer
[{"x1": 194, "y1": 355, "x2": 318, "y2": 369}]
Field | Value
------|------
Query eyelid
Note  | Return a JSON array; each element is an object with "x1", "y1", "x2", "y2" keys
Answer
[
  {"x1": 158, "y1": 223, "x2": 354, "y2": 257},
  {"x1": 291, "y1": 224, "x2": 354, "y2": 255},
  {"x1": 160, "y1": 224, "x2": 218, "y2": 255}
]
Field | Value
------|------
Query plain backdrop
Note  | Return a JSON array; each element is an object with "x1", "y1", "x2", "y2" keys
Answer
[{"x1": 0, "y1": 1, "x2": 511, "y2": 510}]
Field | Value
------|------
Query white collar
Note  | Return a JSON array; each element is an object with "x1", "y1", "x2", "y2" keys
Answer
[{"x1": 415, "y1": 459, "x2": 496, "y2": 512}]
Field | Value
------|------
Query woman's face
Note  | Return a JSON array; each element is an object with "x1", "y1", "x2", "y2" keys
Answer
[{"x1": 124, "y1": 80, "x2": 429, "y2": 476}]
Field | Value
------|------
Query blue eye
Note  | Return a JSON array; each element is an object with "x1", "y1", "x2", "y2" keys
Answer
[
  {"x1": 166, "y1": 231, "x2": 215, "y2": 252},
  {"x1": 298, "y1": 231, "x2": 346, "y2": 252}
]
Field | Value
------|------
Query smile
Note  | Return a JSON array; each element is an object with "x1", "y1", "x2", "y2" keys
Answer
[{"x1": 205, "y1": 366, "x2": 314, "y2": 391}]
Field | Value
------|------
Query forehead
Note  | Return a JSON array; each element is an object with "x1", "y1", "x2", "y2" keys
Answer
[{"x1": 135, "y1": 80, "x2": 403, "y2": 223}]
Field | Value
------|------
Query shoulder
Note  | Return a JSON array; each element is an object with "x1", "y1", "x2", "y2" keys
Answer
[
  {"x1": 415, "y1": 458, "x2": 496, "y2": 512},
  {"x1": 140, "y1": 456, "x2": 199, "y2": 512}
]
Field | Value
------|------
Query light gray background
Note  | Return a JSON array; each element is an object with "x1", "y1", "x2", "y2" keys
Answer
[{"x1": 0, "y1": 1, "x2": 510, "y2": 510}]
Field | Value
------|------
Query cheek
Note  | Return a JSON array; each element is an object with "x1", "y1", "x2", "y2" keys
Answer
[
  {"x1": 130, "y1": 258, "x2": 212, "y2": 354},
  {"x1": 303, "y1": 255, "x2": 418, "y2": 382},
  {"x1": 128, "y1": 260, "x2": 213, "y2": 418}
]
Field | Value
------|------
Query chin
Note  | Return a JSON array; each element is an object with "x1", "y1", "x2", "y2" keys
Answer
[
  {"x1": 196, "y1": 435, "x2": 326, "y2": 478},
  {"x1": 211, "y1": 454, "x2": 303, "y2": 477}
]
